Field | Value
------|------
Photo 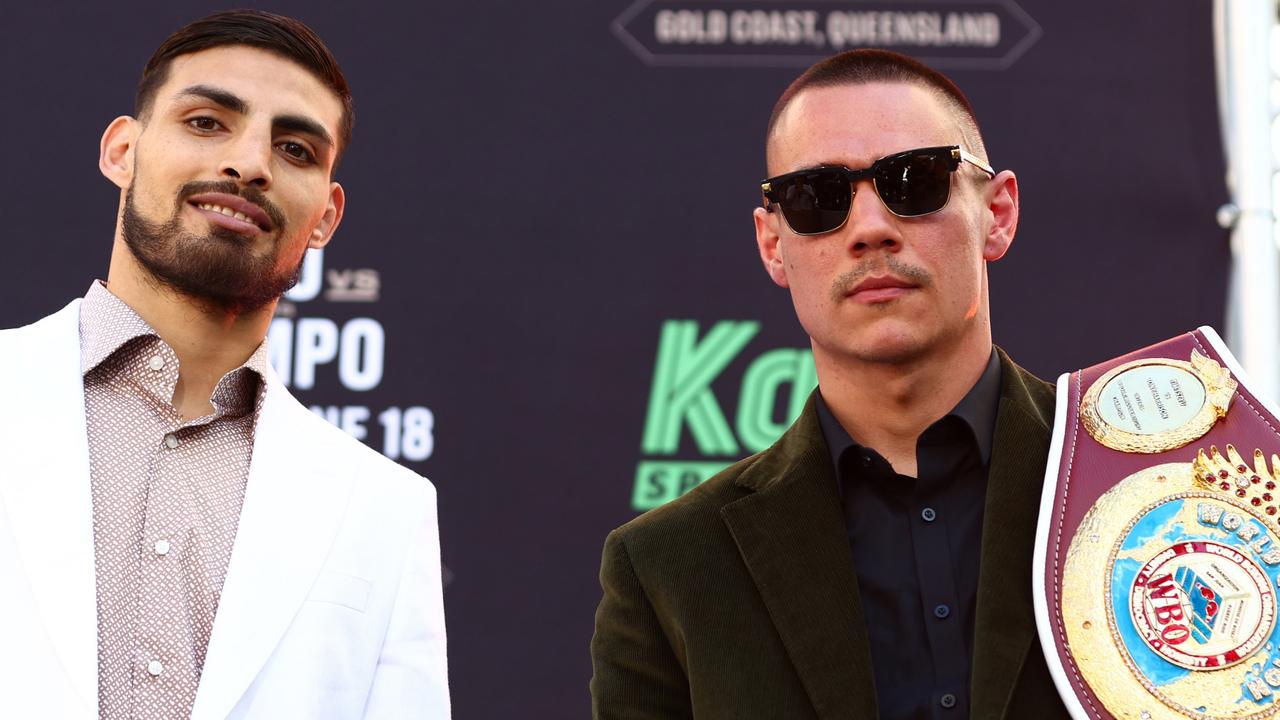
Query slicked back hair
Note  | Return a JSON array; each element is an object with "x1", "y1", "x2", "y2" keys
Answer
[
  {"x1": 765, "y1": 49, "x2": 986, "y2": 173},
  {"x1": 134, "y1": 9, "x2": 353, "y2": 169}
]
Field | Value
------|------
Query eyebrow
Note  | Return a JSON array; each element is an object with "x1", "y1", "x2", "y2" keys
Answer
[
  {"x1": 177, "y1": 84, "x2": 248, "y2": 114},
  {"x1": 274, "y1": 114, "x2": 335, "y2": 150},
  {"x1": 175, "y1": 84, "x2": 335, "y2": 150}
]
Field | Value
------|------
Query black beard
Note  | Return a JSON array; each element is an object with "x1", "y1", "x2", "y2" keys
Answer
[{"x1": 121, "y1": 178, "x2": 300, "y2": 314}]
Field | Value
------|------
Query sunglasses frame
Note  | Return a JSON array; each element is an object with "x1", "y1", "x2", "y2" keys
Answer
[{"x1": 760, "y1": 145, "x2": 996, "y2": 236}]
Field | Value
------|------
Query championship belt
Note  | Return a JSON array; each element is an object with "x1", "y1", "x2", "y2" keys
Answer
[{"x1": 1034, "y1": 327, "x2": 1280, "y2": 719}]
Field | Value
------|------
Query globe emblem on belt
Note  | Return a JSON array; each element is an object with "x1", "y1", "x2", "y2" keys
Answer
[{"x1": 1129, "y1": 540, "x2": 1276, "y2": 670}]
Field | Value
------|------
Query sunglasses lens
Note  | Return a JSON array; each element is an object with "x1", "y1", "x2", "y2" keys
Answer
[
  {"x1": 874, "y1": 151, "x2": 952, "y2": 216},
  {"x1": 777, "y1": 170, "x2": 851, "y2": 235}
]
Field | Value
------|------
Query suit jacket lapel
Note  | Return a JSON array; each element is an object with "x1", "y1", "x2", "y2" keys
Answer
[
  {"x1": 970, "y1": 351, "x2": 1054, "y2": 719},
  {"x1": 191, "y1": 374, "x2": 354, "y2": 720},
  {"x1": 720, "y1": 397, "x2": 877, "y2": 719},
  {"x1": 0, "y1": 301, "x2": 99, "y2": 710}
]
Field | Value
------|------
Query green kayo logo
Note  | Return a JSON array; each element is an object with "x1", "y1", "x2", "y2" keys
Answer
[{"x1": 633, "y1": 320, "x2": 816, "y2": 511}]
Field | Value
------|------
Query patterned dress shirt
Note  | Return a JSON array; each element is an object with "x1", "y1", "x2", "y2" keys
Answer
[{"x1": 79, "y1": 281, "x2": 269, "y2": 719}]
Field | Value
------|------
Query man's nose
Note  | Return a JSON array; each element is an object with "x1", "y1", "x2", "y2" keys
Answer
[
  {"x1": 218, "y1": 131, "x2": 273, "y2": 189},
  {"x1": 843, "y1": 179, "x2": 903, "y2": 256}
]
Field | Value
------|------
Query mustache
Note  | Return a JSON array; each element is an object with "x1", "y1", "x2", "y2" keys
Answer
[
  {"x1": 830, "y1": 255, "x2": 931, "y2": 300},
  {"x1": 175, "y1": 180, "x2": 287, "y2": 231}
]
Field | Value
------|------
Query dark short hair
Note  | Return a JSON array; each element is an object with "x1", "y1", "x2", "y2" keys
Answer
[
  {"x1": 135, "y1": 9, "x2": 353, "y2": 165},
  {"x1": 766, "y1": 49, "x2": 986, "y2": 172}
]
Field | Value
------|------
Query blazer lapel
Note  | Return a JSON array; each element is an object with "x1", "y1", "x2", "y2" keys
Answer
[
  {"x1": 0, "y1": 301, "x2": 99, "y2": 710},
  {"x1": 970, "y1": 352, "x2": 1054, "y2": 719},
  {"x1": 720, "y1": 398, "x2": 877, "y2": 719},
  {"x1": 191, "y1": 374, "x2": 354, "y2": 720}
]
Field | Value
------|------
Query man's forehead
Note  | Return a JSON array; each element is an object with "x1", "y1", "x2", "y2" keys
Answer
[
  {"x1": 154, "y1": 46, "x2": 342, "y2": 127},
  {"x1": 768, "y1": 81, "x2": 960, "y2": 171}
]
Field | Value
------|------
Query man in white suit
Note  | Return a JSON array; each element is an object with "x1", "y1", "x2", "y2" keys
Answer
[{"x1": 0, "y1": 10, "x2": 449, "y2": 719}]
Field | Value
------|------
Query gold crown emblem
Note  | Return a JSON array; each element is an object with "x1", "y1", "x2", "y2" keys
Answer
[{"x1": 1192, "y1": 444, "x2": 1280, "y2": 519}]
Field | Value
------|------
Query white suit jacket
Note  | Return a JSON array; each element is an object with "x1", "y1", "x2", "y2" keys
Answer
[{"x1": 0, "y1": 301, "x2": 451, "y2": 719}]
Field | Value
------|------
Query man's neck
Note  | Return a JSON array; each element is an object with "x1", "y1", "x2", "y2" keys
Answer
[
  {"x1": 815, "y1": 334, "x2": 994, "y2": 478},
  {"x1": 106, "y1": 254, "x2": 273, "y2": 420}
]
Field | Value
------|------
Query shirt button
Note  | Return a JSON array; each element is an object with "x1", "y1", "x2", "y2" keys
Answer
[
  {"x1": 154, "y1": 539, "x2": 171, "y2": 556},
  {"x1": 147, "y1": 659, "x2": 164, "y2": 677},
  {"x1": 940, "y1": 693, "x2": 957, "y2": 709},
  {"x1": 921, "y1": 507, "x2": 937, "y2": 522},
  {"x1": 163, "y1": 433, "x2": 179, "y2": 449},
  {"x1": 860, "y1": 454, "x2": 872, "y2": 467},
  {"x1": 148, "y1": 355, "x2": 165, "y2": 372},
  {"x1": 934, "y1": 604, "x2": 951, "y2": 619}
]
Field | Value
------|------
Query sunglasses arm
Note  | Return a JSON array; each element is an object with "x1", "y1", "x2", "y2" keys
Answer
[
  {"x1": 956, "y1": 147, "x2": 995, "y2": 177},
  {"x1": 760, "y1": 182, "x2": 775, "y2": 211}
]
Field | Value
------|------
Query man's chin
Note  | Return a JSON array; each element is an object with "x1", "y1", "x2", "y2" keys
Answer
[
  {"x1": 135, "y1": 250, "x2": 293, "y2": 314},
  {"x1": 852, "y1": 343, "x2": 930, "y2": 366},
  {"x1": 166, "y1": 279, "x2": 288, "y2": 314},
  {"x1": 836, "y1": 325, "x2": 934, "y2": 365}
]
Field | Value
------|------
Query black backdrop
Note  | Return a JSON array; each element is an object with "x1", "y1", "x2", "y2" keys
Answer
[{"x1": 2, "y1": 1, "x2": 1230, "y2": 717}]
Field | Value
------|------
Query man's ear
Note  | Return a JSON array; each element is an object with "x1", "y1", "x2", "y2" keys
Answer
[
  {"x1": 308, "y1": 182, "x2": 346, "y2": 250},
  {"x1": 99, "y1": 116, "x2": 138, "y2": 190},
  {"x1": 754, "y1": 206, "x2": 790, "y2": 288},
  {"x1": 982, "y1": 170, "x2": 1019, "y2": 261}
]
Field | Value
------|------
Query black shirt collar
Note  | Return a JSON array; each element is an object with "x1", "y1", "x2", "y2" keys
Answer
[{"x1": 815, "y1": 348, "x2": 1002, "y2": 473}]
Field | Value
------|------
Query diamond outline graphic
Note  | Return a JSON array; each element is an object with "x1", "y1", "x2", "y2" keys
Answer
[{"x1": 611, "y1": 0, "x2": 1042, "y2": 70}]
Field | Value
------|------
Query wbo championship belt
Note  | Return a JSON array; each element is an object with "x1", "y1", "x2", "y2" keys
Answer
[{"x1": 1034, "y1": 327, "x2": 1280, "y2": 719}]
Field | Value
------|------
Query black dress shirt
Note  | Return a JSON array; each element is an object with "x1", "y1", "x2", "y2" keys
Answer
[{"x1": 816, "y1": 350, "x2": 1001, "y2": 720}]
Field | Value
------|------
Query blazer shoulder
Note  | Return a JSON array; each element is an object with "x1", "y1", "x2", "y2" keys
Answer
[
  {"x1": 611, "y1": 394, "x2": 827, "y2": 550},
  {"x1": 267, "y1": 383, "x2": 435, "y2": 503},
  {"x1": 0, "y1": 300, "x2": 80, "y2": 363},
  {"x1": 0, "y1": 300, "x2": 79, "y2": 335},
  {"x1": 996, "y1": 346, "x2": 1056, "y2": 425},
  {"x1": 0, "y1": 301, "x2": 82, "y2": 402},
  {"x1": 608, "y1": 448, "x2": 768, "y2": 550}
]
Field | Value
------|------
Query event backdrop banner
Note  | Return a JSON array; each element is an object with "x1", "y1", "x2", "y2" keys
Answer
[{"x1": 1, "y1": 1, "x2": 1228, "y2": 717}]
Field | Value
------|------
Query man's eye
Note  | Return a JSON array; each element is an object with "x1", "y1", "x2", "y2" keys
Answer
[
  {"x1": 187, "y1": 117, "x2": 221, "y2": 131},
  {"x1": 279, "y1": 142, "x2": 314, "y2": 163}
]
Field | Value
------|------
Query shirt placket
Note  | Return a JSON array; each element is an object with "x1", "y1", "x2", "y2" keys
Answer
[
  {"x1": 911, "y1": 447, "x2": 970, "y2": 716},
  {"x1": 129, "y1": 350, "x2": 195, "y2": 719}
]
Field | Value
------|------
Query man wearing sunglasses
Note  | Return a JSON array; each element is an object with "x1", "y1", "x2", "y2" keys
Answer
[{"x1": 592, "y1": 49, "x2": 1069, "y2": 719}]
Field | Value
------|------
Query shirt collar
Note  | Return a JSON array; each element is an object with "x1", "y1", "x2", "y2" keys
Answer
[
  {"x1": 78, "y1": 280, "x2": 272, "y2": 414},
  {"x1": 816, "y1": 347, "x2": 1003, "y2": 471},
  {"x1": 216, "y1": 343, "x2": 272, "y2": 417},
  {"x1": 79, "y1": 280, "x2": 157, "y2": 375}
]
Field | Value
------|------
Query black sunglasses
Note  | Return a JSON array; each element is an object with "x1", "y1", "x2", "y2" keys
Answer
[{"x1": 760, "y1": 145, "x2": 995, "y2": 236}]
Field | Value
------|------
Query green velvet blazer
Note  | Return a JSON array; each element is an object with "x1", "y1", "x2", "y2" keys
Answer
[{"x1": 591, "y1": 349, "x2": 1072, "y2": 719}]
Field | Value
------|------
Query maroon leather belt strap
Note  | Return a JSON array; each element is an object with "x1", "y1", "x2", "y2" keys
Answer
[{"x1": 1034, "y1": 327, "x2": 1280, "y2": 720}]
